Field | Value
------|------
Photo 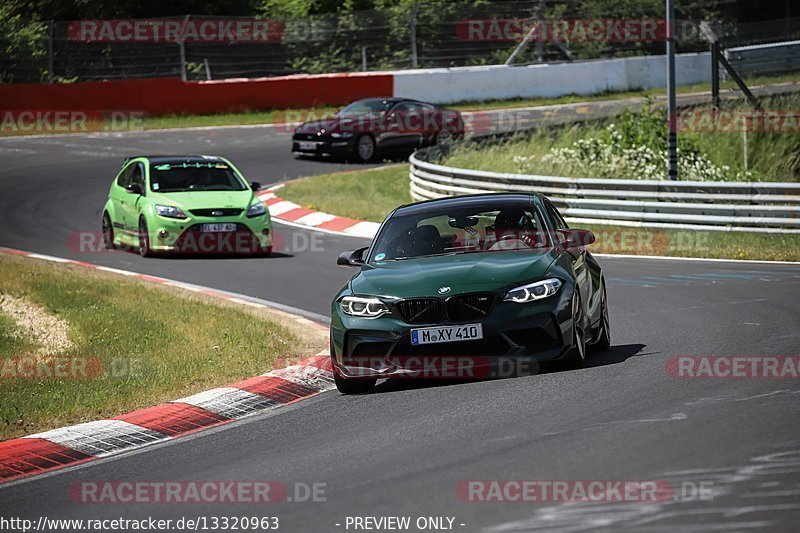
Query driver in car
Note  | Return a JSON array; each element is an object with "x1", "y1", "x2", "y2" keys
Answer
[{"x1": 486, "y1": 208, "x2": 543, "y2": 250}]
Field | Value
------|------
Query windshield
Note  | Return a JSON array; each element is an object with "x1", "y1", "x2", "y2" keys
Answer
[
  {"x1": 369, "y1": 201, "x2": 552, "y2": 262},
  {"x1": 339, "y1": 99, "x2": 394, "y2": 117},
  {"x1": 149, "y1": 162, "x2": 247, "y2": 192}
]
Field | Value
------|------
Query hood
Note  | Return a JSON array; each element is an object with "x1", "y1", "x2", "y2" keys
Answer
[
  {"x1": 152, "y1": 190, "x2": 254, "y2": 210},
  {"x1": 350, "y1": 249, "x2": 558, "y2": 298}
]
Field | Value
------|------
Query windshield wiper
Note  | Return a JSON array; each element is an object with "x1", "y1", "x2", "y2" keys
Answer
[{"x1": 389, "y1": 252, "x2": 455, "y2": 261}]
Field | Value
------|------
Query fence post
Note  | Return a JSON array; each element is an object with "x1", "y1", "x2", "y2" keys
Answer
[
  {"x1": 711, "y1": 40, "x2": 720, "y2": 108},
  {"x1": 699, "y1": 22, "x2": 720, "y2": 108},
  {"x1": 410, "y1": 2, "x2": 419, "y2": 68},
  {"x1": 535, "y1": 0, "x2": 544, "y2": 62},
  {"x1": 666, "y1": 0, "x2": 678, "y2": 180},
  {"x1": 47, "y1": 21, "x2": 55, "y2": 83},
  {"x1": 362, "y1": 46, "x2": 368, "y2": 71},
  {"x1": 179, "y1": 15, "x2": 189, "y2": 82},
  {"x1": 204, "y1": 58, "x2": 211, "y2": 81}
]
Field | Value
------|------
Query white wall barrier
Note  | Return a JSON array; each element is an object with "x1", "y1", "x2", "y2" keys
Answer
[{"x1": 393, "y1": 52, "x2": 711, "y2": 104}]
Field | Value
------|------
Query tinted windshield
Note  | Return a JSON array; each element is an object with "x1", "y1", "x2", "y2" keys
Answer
[
  {"x1": 369, "y1": 201, "x2": 551, "y2": 261},
  {"x1": 150, "y1": 162, "x2": 247, "y2": 192},
  {"x1": 339, "y1": 99, "x2": 394, "y2": 116}
]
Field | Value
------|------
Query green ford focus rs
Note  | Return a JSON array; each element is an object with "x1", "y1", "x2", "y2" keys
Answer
[
  {"x1": 330, "y1": 193, "x2": 611, "y2": 394},
  {"x1": 102, "y1": 155, "x2": 272, "y2": 256}
]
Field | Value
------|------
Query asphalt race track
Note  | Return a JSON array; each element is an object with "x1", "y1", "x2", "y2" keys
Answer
[{"x1": 2, "y1": 125, "x2": 800, "y2": 531}]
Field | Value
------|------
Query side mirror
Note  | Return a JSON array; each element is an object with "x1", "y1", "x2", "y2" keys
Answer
[
  {"x1": 126, "y1": 183, "x2": 143, "y2": 195},
  {"x1": 337, "y1": 246, "x2": 368, "y2": 267},
  {"x1": 558, "y1": 228, "x2": 595, "y2": 249},
  {"x1": 250, "y1": 181, "x2": 262, "y2": 191}
]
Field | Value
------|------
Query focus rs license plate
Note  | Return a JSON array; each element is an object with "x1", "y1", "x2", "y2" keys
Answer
[
  {"x1": 411, "y1": 324, "x2": 483, "y2": 345},
  {"x1": 200, "y1": 223, "x2": 237, "y2": 232}
]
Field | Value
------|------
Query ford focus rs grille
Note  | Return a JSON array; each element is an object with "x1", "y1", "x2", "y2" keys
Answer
[
  {"x1": 190, "y1": 208, "x2": 243, "y2": 217},
  {"x1": 446, "y1": 294, "x2": 494, "y2": 321},
  {"x1": 395, "y1": 298, "x2": 444, "y2": 324}
]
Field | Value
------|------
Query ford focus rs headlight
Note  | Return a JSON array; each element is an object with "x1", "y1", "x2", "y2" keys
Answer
[
  {"x1": 340, "y1": 296, "x2": 390, "y2": 318},
  {"x1": 155, "y1": 204, "x2": 188, "y2": 219},
  {"x1": 246, "y1": 201, "x2": 267, "y2": 218},
  {"x1": 504, "y1": 278, "x2": 562, "y2": 303}
]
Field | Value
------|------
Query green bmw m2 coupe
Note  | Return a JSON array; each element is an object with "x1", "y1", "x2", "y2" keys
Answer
[
  {"x1": 331, "y1": 193, "x2": 610, "y2": 394},
  {"x1": 102, "y1": 155, "x2": 272, "y2": 256}
]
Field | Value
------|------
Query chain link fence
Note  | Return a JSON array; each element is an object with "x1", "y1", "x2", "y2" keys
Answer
[{"x1": 1, "y1": 2, "x2": 798, "y2": 84}]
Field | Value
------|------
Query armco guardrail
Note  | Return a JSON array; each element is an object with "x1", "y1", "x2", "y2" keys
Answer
[
  {"x1": 409, "y1": 148, "x2": 800, "y2": 234},
  {"x1": 725, "y1": 40, "x2": 800, "y2": 78}
]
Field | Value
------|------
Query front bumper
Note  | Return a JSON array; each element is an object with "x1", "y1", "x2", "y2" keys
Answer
[
  {"x1": 330, "y1": 290, "x2": 574, "y2": 381},
  {"x1": 147, "y1": 214, "x2": 272, "y2": 254},
  {"x1": 292, "y1": 136, "x2": 355, "y2": 156}
]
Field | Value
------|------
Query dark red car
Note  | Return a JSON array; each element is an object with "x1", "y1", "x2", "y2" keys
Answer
[{"x1": 292, "y1": 97, "x2": 465, "y2": 162}]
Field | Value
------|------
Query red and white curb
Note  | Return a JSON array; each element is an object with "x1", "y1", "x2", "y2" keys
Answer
[
  {"x1": 0, "y1": 247, "x2": 334, "y2": 484},
  {"x1": 258, "y1": 184, "x2": 379, "y2": 239}
]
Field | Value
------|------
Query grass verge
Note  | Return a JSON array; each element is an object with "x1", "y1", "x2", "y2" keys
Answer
[
  {"x1": 280, "y1": 165, "x2": 412, "y2": 222},
  {"x1": 443, "y1": 92, "x2": 800, "y2": 182},
  {"x1": 0, "y1": 253, "x2": 325, "y2": 440},
  {"x1": 278, "y1": 165, "x2": 800, "y2": 262}
]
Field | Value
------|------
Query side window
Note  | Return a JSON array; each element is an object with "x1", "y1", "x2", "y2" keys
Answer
[
  {"x1": 392, "y1": 102, "x2": 424, "y2": 114},
  {"x1": 130, "y1": 163, "x2": 145, "y2": 193},
  {"x1": 116, "y1": 163, "x2": 134, "y2": 188},
  {"x1": 545, "y1": 201, "x2": 569, "y2": 231}
]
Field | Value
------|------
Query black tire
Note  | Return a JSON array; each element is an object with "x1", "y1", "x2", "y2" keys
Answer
[
  {"x1": 593, "y1": 280, "x2": 611, "y2": 352},
  {"x1": 353, "y1": 134, "x2": 376, "y2": 163},
  {"x1": 102, "y1": 212, "x2": 115, "y2": 250},
  {"x1": 562, "y1": 291, "x2": 587, "y2": 369},
  {"x1": 334, "y1": 372, "x2": 376, "y2": 395},
  {"x1": 138, "y1": 218, "x2": 153, "y2": 257}
]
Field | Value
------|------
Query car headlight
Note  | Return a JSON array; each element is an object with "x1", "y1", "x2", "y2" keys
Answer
[
  {"x1": 504, "y1": 278, "x2": 562, "y2": 303},
  {"x1": 246, "y1": 201, "x2": 267, "y2": 218},
  {"x1": 330, "y1": 132, "x2": 354, "y2": 139},
  {"x1": 340, "y1": 296, "x2": 390, "y2": 318},
  {"x1": 155, "y1": 204, "x2": 187, "y2": 219}
]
